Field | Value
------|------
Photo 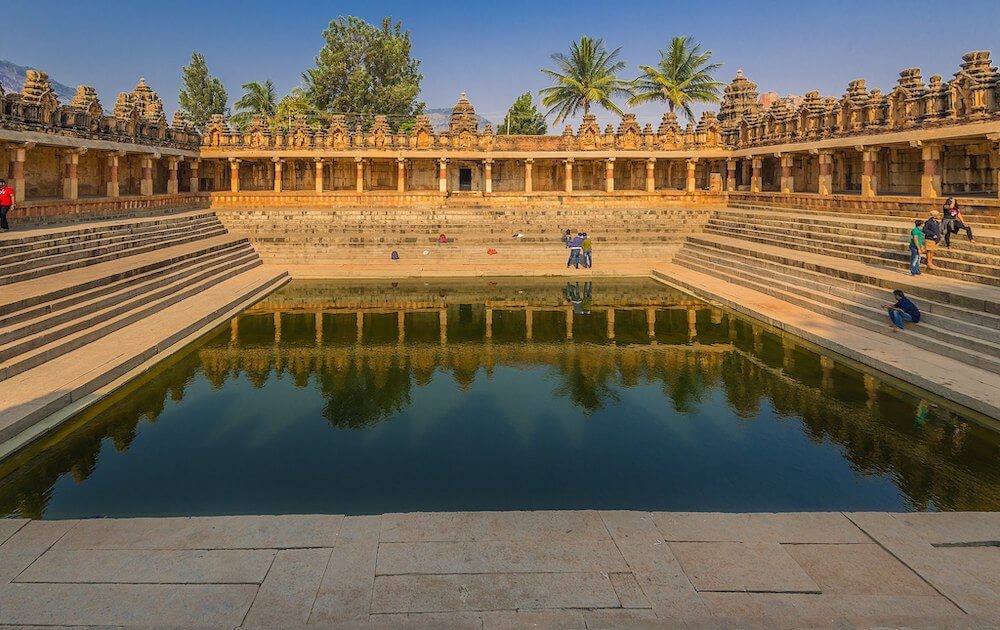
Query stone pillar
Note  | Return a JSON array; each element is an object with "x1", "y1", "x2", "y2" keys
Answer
[
  {"x1": 397, "y1": 158, "x2": 406, "y2": 193},
  {"x1": 606, "y1": 308, "x2": 615, "y2": 340},
  {"x1": 525, "y1": 308, "x2": 533, "y2": 341},
  {"x1": 685, "y1": 158, "x2": 697, "y2": 193},
  {"x1": 189, "y1": 159, "x2": 200, "y2": 193},
  {"x1": 647, "y1": 308, "x2": 656, "y2": 338},
  {"x1": 726, "y1": 159, "x2": 737, "y2": 191},
  {"x1": 314, "y1": 159, "x2": 324, "y2": 193},
  {"x1": 229, "y1": 158, "x2": 241, "y2": 193},
  {"x1": 439, "y1": 308, "x2": 447, "y2": 344},
  {"x1": 397, "y1": 311, "x2": 405, "y2": 344},
  {"x1": 10, "y1": 145, "x2": 29, "y2": 201},
  {"x1": 355, "y1": 157, "x2": 364, "y2": 193},
  {"x1": 817, "y1": 150, "x2": 833, "y2": 196},
  {"x1": 920, "y1": 143, "x2": 941, "y2": 198},
  {"x1": 485, "y1": 308, "x2": 493, "y2": 339},
  {"x1": 990, "y1": 134, "x2": 1000, "y2": 200},
  {"x1": 63, "y1": 151, "x2": 80, "y2": 199},
  {"x1": 859, "y1": 147, "x2": 878, "y2": 197},
  {"x1": 106, "y1": 153, "x2": 120, "y2": 198},
  {"x1": 566, "y1": 307, "x2": 573, "y2": 339},
  {"x1": 484, "y1": 159, "x2": 493, "y2": 194},
  {"x1": 438, "y1": 158, "x2": 448, "y2": 193},
  {"x1": 524, "y1": 158, "x2": 533, "y2": 193},
  {"x1": 166, "y1": 157, "x2": 180, "y2": 195},
  {"x1": 779, "y1": 154, "x2": 794, "y2": 194},
  {"x1": 751, "y1": 157, "x2": 762, "y2": 193},
  {"x1": 605, "y1": 158, "x2": 615, "y2": 193},
  {"x1": 140, "y1": 154, "x2": 154, "y2": 196},
  {"x1": 564, "y1": 159, "x2": 573, "y2": 193},
  {"x1": 316, "y1": 312, "x2": 324, "y2": 346},
  {"x1": 272, "y1": 158, "x2": 283, "y2": 193},
  {"x1": 646, "y1": 158, "x2": 656, "y2": 192},
  {"x1": 687, "y1": 307, "x2": 697, "y2": 340}
]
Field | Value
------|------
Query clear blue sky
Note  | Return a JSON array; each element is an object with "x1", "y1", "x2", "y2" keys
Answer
[{"x1": 4, "y1": 0, "x2": 998, "y2": 126}]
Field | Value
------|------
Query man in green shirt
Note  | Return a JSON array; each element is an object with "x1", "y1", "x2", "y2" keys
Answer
[{"x1": 909, "y1": 219, "x2": 925, "y2": 276}]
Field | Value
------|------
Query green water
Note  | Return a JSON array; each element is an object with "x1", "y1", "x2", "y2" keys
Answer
[{"x1": 2, "y1": 278, "x2": 997, "y2": 518}]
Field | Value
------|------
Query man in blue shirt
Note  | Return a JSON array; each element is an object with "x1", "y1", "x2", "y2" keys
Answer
[
  {"x1": 883, "y1": 289, "x2": 920, "y2": 332},
  {"x1": 567, "y1": 232, "x2": 584, "y2": 269}
]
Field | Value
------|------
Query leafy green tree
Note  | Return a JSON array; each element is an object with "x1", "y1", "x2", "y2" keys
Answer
[
  {"x1": 273, "y1": 88, "x2": 319, "y2": 130},
  {"x1": 629, "y1": 36, "x2": 724, "y2": 122},
  {"x1": 303, "y1": 16, "x2": 424, "y2": 117},
  {"x1": 231, "y1": 80, "x2": 277, "y2": 129},
  {"x1": 178, "y1": 52, "x2": 227, "y2": 131},
  {"x1": 499, "y1": 93, "x2": 547, "y2": 135},
  {"x1": 539, "y1": 37, "x2": 632, "y2": 123}
]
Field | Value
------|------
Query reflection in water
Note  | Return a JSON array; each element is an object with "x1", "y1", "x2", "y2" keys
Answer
[{"x1": 1, "y1": 279, "x2": 997, "y2": 518}]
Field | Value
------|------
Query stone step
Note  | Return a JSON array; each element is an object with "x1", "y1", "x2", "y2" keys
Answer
[
  {"x1": 0, "y1": 211, "x2": 220, "y2": 256},
  {"x1": 0, "y1": 255, "x2": 264, "y2": 382},
  {"x1": 680, "y1": 240, "x2": 1000, "y2": 331},
  {"x1": 0, "y1": 266, "x2": 289, "y2": 447},
  {"x1": 704, "y1": 224, "x2": 1000, "y2": 285},
  {"x1": 672, "y1": 251, "x2": 1000, "y2": 374},
  {"x1": 0, "y1": 217, "x2": 223, "y2": 267},
  {"x1": 707, "y1": 215, "x2": 1000, "y2": 260},
  {"x1": 0, "y1": 210, "x2": 218, "y2": 250},
  {"x1": 676, "y1": 247, "x2": 1000, "y2": 347},
  {"x1": 0, "y1": 246, "x2": 259, "y2": 345},
  {"x1": 685, "y1": 233, "x2": 1000, "y2": 315},
  {"x1": 728, "y1": 200, "x2": 1000, "y2": 226},
  {"x1": 0, "y1": 224, "x2": 230, "y2": 286},
  {"x1": 0, "y1": 235, "x2": 251, "y2": 318}
]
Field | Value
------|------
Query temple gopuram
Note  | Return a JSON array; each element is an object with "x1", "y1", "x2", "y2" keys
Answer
[{"x1": 1, "y1": 52, "x2": 998, "y2": 220}]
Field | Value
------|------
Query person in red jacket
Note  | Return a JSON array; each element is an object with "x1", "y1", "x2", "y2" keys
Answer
[{"x1": 0, "y1": 179, "x2": 14, "y2": 232}]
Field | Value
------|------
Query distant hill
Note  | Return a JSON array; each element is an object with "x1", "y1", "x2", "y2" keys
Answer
[
  {"x1": 0, "y1": 59, "x2": 76, "y2": 102},
  {"x1": 425, "y1": 108, "x2": 493, "y2": 133}
]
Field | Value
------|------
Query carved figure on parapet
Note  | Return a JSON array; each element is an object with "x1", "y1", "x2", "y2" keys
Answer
[{"x1": 616, "y1": 113, "x2": 642, "y2": 149}]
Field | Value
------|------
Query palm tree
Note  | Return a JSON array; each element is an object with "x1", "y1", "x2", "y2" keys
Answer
[
  {"x1": 629, "y1": 36, "x2": 724, "y2": 122},
  {"x1": 539, "y1": 37, "x2": 633, "y2": 123},
  {"x1": 231, "y1": 80, "x2": 277, "y2": 128}
]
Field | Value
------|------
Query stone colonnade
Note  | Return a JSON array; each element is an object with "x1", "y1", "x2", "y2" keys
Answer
[
  {"x1": 737, "y1": 136, "x2": 1000, "y2": 198},
  {"x1": 1, "y1": 143, "x2": 199, "y2": 201},
  {"x1": 215, "y1": 156, "x2": 737, "y2": 194}
]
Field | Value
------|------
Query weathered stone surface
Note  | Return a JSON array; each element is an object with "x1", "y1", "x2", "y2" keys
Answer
[
  {"x1": 54, "y1": 514, "x2": 342, "y2": 550},
  {"x1": 895, "y1": 512, "x2": 1000, "y2": 545},
  {"x1": 783, "y1": 543, "x2": 936, "y2": 595},
  {"x1": 933, "y1": 546, "x2": 1000, "y2": 593},
  {"x1": 0, "y1": 582, "x2": 256, "y2": 626},
  {"x1": 0, "y1": 519, "x2": 27, "y2": 546},
  {"x1": 608, "y1": 571, "x2": 652, "y2": 609},
  {"x1": 0, "y1": 520, "x2": 77, "y2": 583},
  {"x1": 846, "y1": 512, "x2": 1000, "y2": 617},
  {"x1": 366, "y1": 611, "x2": 485, "y2": 629},
  {"x1": 743, "y1": 512, "x2": 871, "y2": 543},
  {"x1": 376, "y1": 540, "x2": 628, "y2": 575},
  {"x1": 242, "y1": 548, "x2": 332, "y2": 628},
  {"x1": 381, "y1": 510, "x2": 609, "y2": 543},
  {"x1": 309, "y1": 515, "x2": 381, "y2": 624},
  {"x1": 16, "y1": 548, "x2": 276, "y2": 584},
  {"x1": 651, "y1": 512, "x2": 748, "y2": 542},
  {"x1": 581, "y1": 608, "x2": 666, "y2": 629},
  {"x1": 669, "y1": 542, "x2": 820, "y2": 593},
  {"x1": 370, "y1": 572, "x2": 620, "y2": 613},
  {"x1": 698, "y1": 591, "x2": 964, "y2": 622},
  {"x1": 600, "y1": 511, "x2": 707, "y2": 619},
  {"x1": 481, "y1": 609, "x2": 584, "y2": 629}
]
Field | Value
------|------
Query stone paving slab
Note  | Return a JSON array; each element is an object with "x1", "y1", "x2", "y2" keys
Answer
[
  {"x1": 782, "y1": 543, "x2": 937, "y2": 595},
  {"x1": 895, "y1": 511, "x2": 1000, "y2": 545},
  {"x1": 54, "y1": 514, "x2": 343, "y2": 550},
  {"x1": 0, "y1": 518, "x2": 26, "y2": 545},
  {"x1": 0, "y1": 582, "x2": 257, "y2": 626},
  {"x1": 370, "y1": 572, "x2": 621, "y2": 613},
  {"x1": 15, "y1": 548, "x2": 276, "y2": 584},
  {"x1": 376, "y1": 540, "x2": 628, "y2": 575},
  {"x1": 381, "y1": 510, "x2": 609, "y2": 543},
  {"x1": 309, "y1": 515, "x2": 381, "y2": 625},
  {"x1": 242, "y1": 548, "x2": 332, "y2": 628},
  {"x1": 650, "y1": 511, "x2": 872, "y2": 545},
  {"x1": 668, "y1": 542, "x2": 821, "y2": 593},
  {"x1": 0, "y1": 520, "x2": 77, "y2": 583}
]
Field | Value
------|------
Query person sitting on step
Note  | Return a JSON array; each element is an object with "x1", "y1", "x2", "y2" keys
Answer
[
  {"x1": 883, "y1": 289, "x2": 921, "y2": 333},
  {"x1": 941, "y1": 198, "x2": 976, "y2": 248}
]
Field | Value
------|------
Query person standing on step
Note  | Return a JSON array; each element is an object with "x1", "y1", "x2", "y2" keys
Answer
[
  {"x1": 941, "y1": 198, "x2": 976, "y2": 248},
  {"x1": 0, "y1": 179, "x2": 14, "y2": 233},
  {"x1": 883, "y1": 289, "x2": 920, "y2": 332},
  {"x1": 909, "y1": 219, "x2": 925, "y2": 275},
  {"x1": 562, "y1": 228, "x2": 573, "y2": 248},
  {"x1": 567, "y1": 232, "x2": 584, "y2": 269},
  {"x1": 581, "y1": 232, "x2": 593, "y2": 269},
  {"x1": 922, "y1": 210, "x2": 942, "y2": 271}
]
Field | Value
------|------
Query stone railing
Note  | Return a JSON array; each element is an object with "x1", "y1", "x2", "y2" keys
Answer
[{"x1": 11, "y1": 193, "x2": 209, "y2": 225}]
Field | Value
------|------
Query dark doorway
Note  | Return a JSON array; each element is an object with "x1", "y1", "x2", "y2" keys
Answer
[{"x1": 459, "y1": 168, "x2": 472, "y2": 191}]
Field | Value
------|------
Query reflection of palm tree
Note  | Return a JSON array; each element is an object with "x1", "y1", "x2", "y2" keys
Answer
[
  {"x1": 554, "y1": 353, "x2": 620, "y2": 414},
  {"x1": 662, "y1": 362, "x2": 707, "y2": 413},
  {"x1": 318, "y1": 358, "x2": 412, "y2": 429}
]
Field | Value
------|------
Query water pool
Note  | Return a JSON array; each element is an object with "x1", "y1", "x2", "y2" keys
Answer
[{"x1": 2, "y1": 278, "x2": 997, "y2": 518}]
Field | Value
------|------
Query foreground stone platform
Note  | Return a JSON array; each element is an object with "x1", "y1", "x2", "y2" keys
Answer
[{"x1": 0, "y1": 511, "x2": 996, "y2": 628}]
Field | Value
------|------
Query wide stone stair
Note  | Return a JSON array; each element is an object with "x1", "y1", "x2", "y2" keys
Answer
[
  {"x1": 713, "y1": 204, "x2": 1000, "y2": 285},
  {"x1": 673, "y1": 230, "x2": 1000, "y2": 374},
  {"x1": 216, "y1": 207, "x2": 712, "y2": 270},
  {"x1": 0, "y1": 211, "x2": 288, "y2": 448}
]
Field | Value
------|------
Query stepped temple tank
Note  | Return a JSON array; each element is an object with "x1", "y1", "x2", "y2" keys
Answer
[{"x1": 2, "y1": 279, "x2": 997, "y2": 518}]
